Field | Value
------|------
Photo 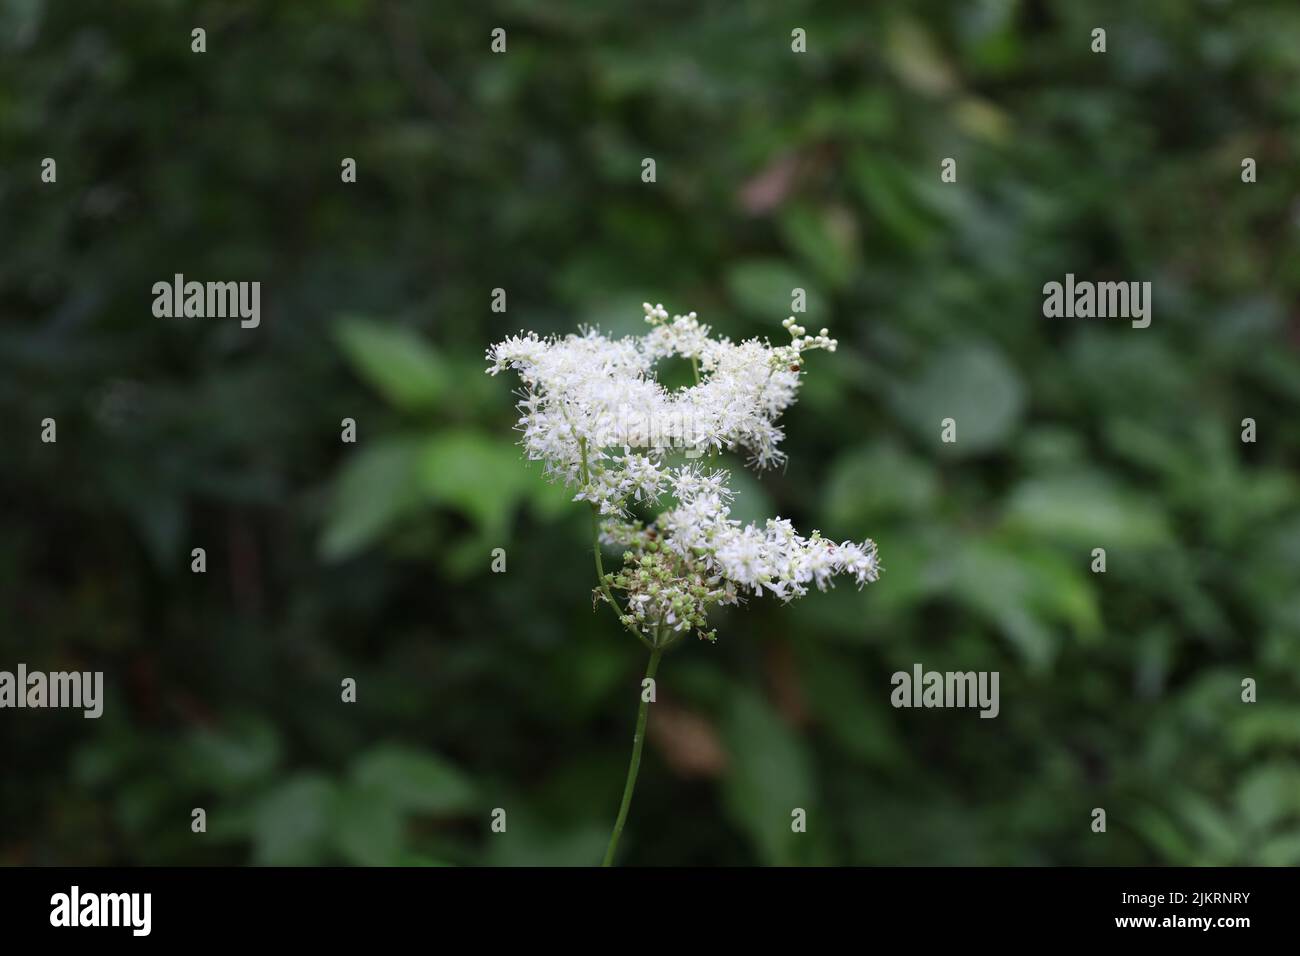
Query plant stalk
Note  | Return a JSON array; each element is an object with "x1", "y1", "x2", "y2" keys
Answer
[{"x1": 602, "y1": 643, "x2": 663, "y2": 866}]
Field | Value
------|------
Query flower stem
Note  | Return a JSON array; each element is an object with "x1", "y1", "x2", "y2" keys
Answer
[
  {"x1": 574, "y1": 433, "x2": 665, "y2": 863},
  {"x1": 577, "y1": 436, "x2": 653, "y2": 650},
  {"x1": 602, "y1": 643, "x2": 663, "y2": 866}
]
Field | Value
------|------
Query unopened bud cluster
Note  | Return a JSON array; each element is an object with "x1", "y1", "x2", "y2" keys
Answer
[{"x1": 605, "y1": 538, "x2": 724, "y2": 643}]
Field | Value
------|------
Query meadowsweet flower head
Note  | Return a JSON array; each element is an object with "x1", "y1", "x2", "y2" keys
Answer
[{"x1": 487, "y1": 304, "x2": 880, "y2": 642}]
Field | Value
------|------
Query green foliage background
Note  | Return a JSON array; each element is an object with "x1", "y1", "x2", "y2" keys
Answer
[{"x1": 3, "y1": 0, "x2": 1300, "y2": 866}]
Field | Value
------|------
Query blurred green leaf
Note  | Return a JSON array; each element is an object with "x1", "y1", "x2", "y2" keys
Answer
[
  {"x1": 185, "y1": 717, "x2": 282, "y2": 794},
  {"x1": 335, "y1": 317, "x2": 451, "y2": 411},
  {"x1": 719, "y1": 686, "x2": 816, "y2": 865},
  {"x1": 848, "y1": 150, "x2": 942, "y2": 252},
  {"x1": 1232, "y1": 707, "x2": 1300, "y2": 755},
  {"x1": 949, "y1": 537, "x2": 1100, "y2": 667},
  {"x1": 319, "y1": 438, "x2": 425, "y2": 560},
  {"x1": 485, "y1": 814, "x2": 609, "y2": 867},
  {"x1": 1235, "y1": 765, "x2": 1300, "y2": 831},
  {"x1": 726, "y1": 259, "x2": 825, "y2": 323},
  {"x1": 250, "y1": 775, "x2": 337, "y2": 866},
  {"x1": 798, "y1": 642, "x2": 906, "y2": 769},
  {"x1": 1003, "y1": 474, "x2": 1171, "y2": 548},
  {"x1": 417, "y1": 428, "x2": 524, "y2": 536},
  {"x1": 1173, "y1": 793, "x2": 1240, "y2": 863},
  {"x1": 778, "y1": 205, "x2": 859, "y2": 290},
  {"x1": 330, "y1": 786, "x2": 404, "y2": 866},
  {"x1": 825, "y1": 441, "x2": 938, "y2": 529},
  {"x1": 350, "y1": 744, "x2": 476, "y2": 816},
  {"x1": 892, "y1": 343, "x2": 1025, "y2": 455},
  {"x1": 886, "y1": 18, "x2": 957, "y2": 95},
  {"x1": 1259, "y1": 830, "x2": 1300, "y2": 866}
]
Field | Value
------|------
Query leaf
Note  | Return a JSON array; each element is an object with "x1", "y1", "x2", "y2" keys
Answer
[
  {"x1": 948, "y1": 537, "x2": 1101, "y2": 667},
  {"x1": 1235, "y1": 766, "x2": 1300, "y2": 832},
  {"x1": 417, "y1": 429, "x2": 525, "y2": 536},
  {"x1": 891, "y1": 343, "x2": 1024, "y2": 455},
  {"x1": 124, "y1": 492, "x2": 185, "y2": 573},
  {"x1": 485, "y1": 814, "x2": 609, "y2": 867},
  {"x1": 797, "y1": 643, "x2": 906, "y2": 769},
  {"x1": 847, "y1": 150, "x2": 941, "y2": 253},
  {"x1": 319, "y1": 438, "x2": 425, "y2": 560},
  {"x1": 250, "y1": 775, "x2": 337, "y2": 866},
  {"x1": 349, "y1": 744, "x2": 476, "y2": 815},
  {"x1": 1173, "y1": 793, "x2": 1240, "y2": 863},
  {"x1": 334, "y1": 317, "x2": 450, "y2": 411},
  {"x1": 396, "y1": 853, "x2": 456, "y2": 867},
  {"x1": 953, "y1": 96, "x2": 1011, "y2": 143},
  {"x1": 1003, "y1": 474, "x2": 1171, "y2": 548},
  {"x1": 185, "y1": 716, "x2": 282, "y2": 793},
  {"x1": 824, "y1": 441, "x2": 938, "y2": 529},
  {"x1": 0, "y1": 0, "x2": 42, "y2": 53},
  {"x1": 885, "y1": 19, "x2": 957, "y2": 96},
  {"x1": 719, "y1": 686, "x2": 816, "y2": 865},
  {"x1": 778, "y1": 205, "x2": 858, "y2": 290},
  {"x1": 1134, "y1": 806, "x2": 1197, "y2": 864},
  {"x1": 1232, "y1": 707, "x2": 1300, "y2": 755},
  {"x1": 725, "y1": 259, "x2": 825, "y2": 323},
  {"x1": 330, "y1": 786, "x2": 405, "y2": 866},
  {"x1": 1259, "y1": 830, "x2": 1300, "y2": 866}
]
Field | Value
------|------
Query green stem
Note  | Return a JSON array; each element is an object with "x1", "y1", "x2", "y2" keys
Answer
[
  {"x1": 590, "y1": 507, "x2": 652, "y2": 650},
  {"x1": 570, "y1": 424, "x2": 670, "y2": 864},
  {"x1": 602, "y1": 643, "x2": 663, "y2": 866},
  {"x1": 577, "y1": 435, "x2": 652, "y2": 650}
]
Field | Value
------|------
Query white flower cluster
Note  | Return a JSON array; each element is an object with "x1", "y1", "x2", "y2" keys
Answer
[{"x1": 487, "y1": 304, "x2": 880, "y2": 643}]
